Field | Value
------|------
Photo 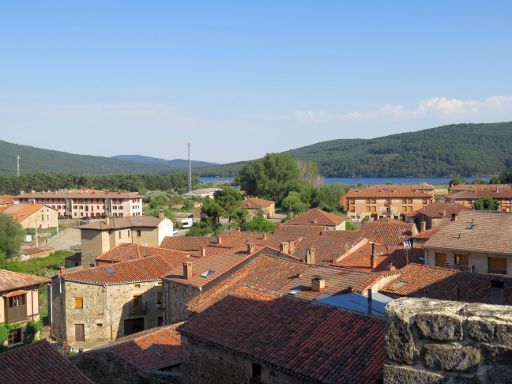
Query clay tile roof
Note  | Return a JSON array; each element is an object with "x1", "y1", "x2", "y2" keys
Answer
[
  {"x1": 160, "y1": 235, "x2": 214, "y2": 251},
  {"x1": 241, "y1": 197, "x2": 274, "y2": 209},
  {"x1": 380, "y1": 263, "x2": 512, "y2": 305},
  {"x1": 416, "y1": 202, "x2": 466, "y2": 218},
  {"x1": 78, "y1": 215, "x2": 163, "y2": 230},
  {"x1": 344, "y1": 186, "x2": 433, "y2": 198},
  {"x1": 450, "y1": 184, "x2": 512, "y2": 192},
  {"x1": 283, "y1": 208, "x2": 345, "y2": 227},
  {"x1": 0, "y1": 340, "x2": 93, "y2": 384},
  {"x1": 97, "y1": 324, "x2": 182, "y2": 371},
  {"x1": 63, "y1": 252, "x2": 192, "y2": 285},
  {"x1": 187, "y1": 253, "x2": 309, "y2": 313},
  {"x1": 95, "y1": 243, "x2": 188, "y2": 263},
  {"x1": 0, "y1": 204, "x2": 54, "y2": 223},
  {"x1": 0, "y1": 269, "x2": 50, "y2": 292},
  {"x1": 0, "y1": 195, "x2": 14, "y2": 204},
  {"x1": 413, "y1": 223, "x2": 447, "y2": 240},
  {"x1": 424, "y1": 211, "x2": 512, "y2": 255},
  {"x1": 179, "y1": 288, "x2": 386, "y2": 384},
  {"x1": 273, "y1": 224, "x2": 326, "y2": 238},
  {"x1": 15, "y1": 189, "x2": 142, "y2": 199},
  {"x1": 358, "y1": 220, "x2": 417, "y2": 247}
]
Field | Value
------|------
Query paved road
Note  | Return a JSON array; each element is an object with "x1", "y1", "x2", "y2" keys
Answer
[{"x1": 46, "y1": 228, "x2": 81, "y2": 252}]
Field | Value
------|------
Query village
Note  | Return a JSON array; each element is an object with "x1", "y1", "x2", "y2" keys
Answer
[{"x1": 1, "y1": 170, "x2": 512, "y2": 383}]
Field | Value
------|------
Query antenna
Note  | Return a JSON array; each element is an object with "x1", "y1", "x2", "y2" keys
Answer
[
  {"x1": 16, "y1": 155, "x2": 20, "y2": 177},
  {"x1": 187, "y1": 142, "x2": 192, "y2": 195}
]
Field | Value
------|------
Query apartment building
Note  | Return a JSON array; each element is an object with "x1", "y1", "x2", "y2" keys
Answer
[
  {"x1": 446, "y1": 184, "x2": 512, "y2": 212},
  {"x1": 341, "y1": 184, "x2": 434, "y2": 220},
  {"x1": 14, "y1": 189, "x2": 143, "y2": 219}
]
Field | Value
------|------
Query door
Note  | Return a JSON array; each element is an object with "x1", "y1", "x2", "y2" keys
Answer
[
  {"x1": 124, "y1": 318, "x2": 145, "y2": 336},
  {"x1": 75, "y1": 324, "x2": 85, "y2": 342},
  {"x1": 435, "y1": 252, "x2": 447, "y2": 267}
]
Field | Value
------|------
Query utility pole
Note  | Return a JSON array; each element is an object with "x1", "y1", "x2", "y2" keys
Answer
[
  {"x1": 16, "y1": 155, "x2": 20, "y2": 177},
  {"x1": 187, "y1": 142, "x2": 192, "y2": 195}
]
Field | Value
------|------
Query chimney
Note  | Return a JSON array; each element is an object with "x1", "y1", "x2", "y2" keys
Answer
[
  {"x1": 105, "y1": 217, "x2": 110, "y2": 226},
  {"x1": 247, "y1": 243, "x2": 256, "y2": 254},
  {"x1": 370, "y1": 242, "x2": 377, "y2": 271},
  {"x1": 159, "y1": 210, "x2": 165, "y2": 219},
  {"x1": 262, "y1": 233, "x2": 267, "y2": 240},
  {"x1": 367, "y1": 289, "x2": 373, "y2": 315},
  {"x1": 289, "y1": 240, "x2": 296, "y2": 254},
  {"x1": 59, "y1": 266, "x2": 65, "y2": 275},
  {"x1": 442, "y1": 210, "x2": 447, "y2": 217},
  {"x1": 388, "y1": 261, "x2": 395, "y2": 271},
  {"x1": 491, "y1": 279, "x2": 505, "y2": 305},
  {"x1": 280, "y1": 242, "x2": 290, "y2": 254},
  {"x1": 183, "y1": 262, "x2": 193, "y2": 280},
  {"x1": 420, "y1": 221, "x2": 426, "y2": 232},
  {"x1": 312, "y1": 277, "x2": 325, "y2": 292},
  {"x1": 200, "y1": 247, "x2": 206, "y2": 257},
  {"x1": 312, "y1": 218, "x2": 318, "y2": 224},
  {"x1": 217, "y1": 236, "x2": 222, "y2": 245},
  {"x1": 305, "y1": 248, "x2": 317, "y2": 264},
  {"x1": 451, "y1": 213, "x2": 458, "y2": 221}
]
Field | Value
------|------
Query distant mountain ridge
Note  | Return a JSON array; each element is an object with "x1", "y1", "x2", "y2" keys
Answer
[{"x1": 112, "y1": 155, "x2": 216, "y2": 168}]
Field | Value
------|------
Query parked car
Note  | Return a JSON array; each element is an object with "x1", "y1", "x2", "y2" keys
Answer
[{"x1": 181, "y1": 218, "x2": 193, "y2": 229}]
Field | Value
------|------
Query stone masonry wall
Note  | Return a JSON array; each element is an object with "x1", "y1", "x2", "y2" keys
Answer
[{"x1": 384, "y1": 298, "x2": 512, "y2": 383}]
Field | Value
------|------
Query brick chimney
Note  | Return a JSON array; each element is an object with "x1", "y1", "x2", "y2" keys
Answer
[
  {"x1": 305, "y1": 248, "x2": 317, "y2": 264},
  {"x1": 200, "y1": 247, "x2": 206, "y2": 257},
  {"x1": 183, "y1": 262, "x2": 193, "y2": 279},
  {"x1": 312, "y1": 277, "x2": 325, "y2": 292},
  {"x1": 289, "y1": 240, "x2": 296, "y2": 254},
  {"x1": 217, "y1": 236, "x2": 222, "y2": 245},
  {"x1": 370, "y1": 242, "x2": 377, "y2": 271},
  {"x1": 262, "y1": 233, "x2": 267, "y2": 240},
  {"x1": 159, "y1": 210, "x2": 165, "y2": 219},
  {"x1": 442, "y1": 210, "x2": 447, "y2": 217},
  {"x1": 247, "y1": 243, "x2": 256, "y2": 254},
  {"x1": 420, "y1": 221, "x2": 426, "y2": 232},
  {"x1": 280, "y1": 241, "x2": 290, "y2": 254}
]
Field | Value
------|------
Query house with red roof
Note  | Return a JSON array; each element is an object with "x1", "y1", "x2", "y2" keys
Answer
[
  {"x1": 447, "y1": 183, "x2": 512, "y2": 212},
  {"x1": 241, "y1": 196, "x2": 275, "y2": 219},
  {"x1": 282, "y1": 208, "x2": 346, "y2": 230},
  {"x1": 0, "y1": 203, "x2": 58, "y2": 230}
]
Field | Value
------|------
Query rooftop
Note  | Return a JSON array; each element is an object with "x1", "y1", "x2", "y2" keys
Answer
[
  {"x1": 0, "y1": 340, "x2": 93, "y2": 384},
  {"x1": 358, "y1": 220, "x2": 417, "y2": 247},
  {"x1": 95, "y1": 243, "x2": 188, "y2": 264},
  {"x1": 241, "y1": 196, "x2": 274, "y2": 209},
  {"x1": 415, "y1": 202, "x2": 466, "y2": 219},
  {"x1": 78, "y1": 215, "x2": 164, "y2": 230},
  {"x1": 0, "y1": 204, "x2": 54, "y2": 223},
  {"x1": 344, "y1": 186, "x2": 433, "y2": 198},
  {"x1": 282, "y1": 208, "x2": 345, "y2": 227},
  {"x1": 179, "y1": 288, "x2": 386, "y2": 384},
  {"x1": 15, "y1": 189, "x2": 141, "y2": 199},
  {"x1": 0, "y1": 269, "x2": 50, "y2": 292},
  {"x1": 424, "y1": 211, "x2": 512, "y2": 255}
]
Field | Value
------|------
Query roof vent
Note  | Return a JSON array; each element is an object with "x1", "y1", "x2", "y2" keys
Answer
[
  {"x1": 104, "y1": 266, "x2": 116, "y2": 274},
  {"x1": 200, "y1": 270, "x2": 215, "y2": 278}
]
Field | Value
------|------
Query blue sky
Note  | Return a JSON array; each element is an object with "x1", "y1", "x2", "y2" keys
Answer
[{"x1": 0, "y1": 1, "x2": 511, "y2": 163}]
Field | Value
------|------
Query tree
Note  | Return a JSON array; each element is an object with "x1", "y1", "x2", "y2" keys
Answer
[
  {"x1": 0, "y1": 213, "x2": 23, "y2": 260},
  {"x1": 214, "y1": 187, "x2": 244, "y2": 222},
  {"x1": 281, "y1": 191, "x2": 309, "y2": 215},
  {"x1": 449, "y1": 177, "x2": 464, "y2": 187},
  {"x1": 241, "y1": 216, "x2": 275, "y2": 232},
  {"x1": 311, "y1": 184, "x2": 350, "y2": 212},
  {"x1": 201, "y1": 198, "x2": 224, "y2": 227},
  {"x1": 474, "y1": 196, "x2": 499, "y2": 211}
]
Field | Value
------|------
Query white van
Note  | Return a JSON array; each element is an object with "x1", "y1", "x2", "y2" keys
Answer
[{"x1": 181, "y1": 218, "x2": 194, "y2": 229}]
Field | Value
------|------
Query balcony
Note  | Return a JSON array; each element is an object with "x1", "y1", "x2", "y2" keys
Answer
[
  {"x1": 5, "y1": 303, "x2": 28, "y2": 324},
  {"x1": 130, "y1": 302, "x2": 147, "y2": 316}
]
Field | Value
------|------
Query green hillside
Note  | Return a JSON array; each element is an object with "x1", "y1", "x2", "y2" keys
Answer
[{"x1": 112, "y1": 155, "x2": 216, "y2": 168}]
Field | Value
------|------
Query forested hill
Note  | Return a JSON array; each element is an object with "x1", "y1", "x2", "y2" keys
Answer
[
  {"x1": 0, "y1": 141, "x2": 173, "y2": 175},
  {"x1": 111, "y1": 155, "x2": 216, "y2": 168},
  {"x1": 286, "y1": 122, "x2": 512, "y2": 177}
]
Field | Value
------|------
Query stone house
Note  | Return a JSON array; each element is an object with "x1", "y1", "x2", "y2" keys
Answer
[
  {"x1": 282, "y1": 208, "x2": 346, "y2": 230},
  {"x1": 241, "y1": 197, "x2": 275, "y2": 219},
  {"x1": 423, "y1": 211, "x2": 512, "y2": 276},
  {"x1": 179, "y1": 287, "x2": 386, "y2": 384},
  {"x1": 50, "y1": 250, "x2": 190, "y2": 344},
  {"x1": 79, "y1": 214, "x2": 174, "y2": 267},
  {"x1": 341, "y1": 184, "x2": 434, "y2": 220},
  {"x1": 0, "y1": 269, "x2": 50, "y2": 348},
  {"x1": 411, "y1": 202, "x2": 466, "y2": 230},
  {"x1": 0, "y1": 204, "x2": 58, "y2": 230}
]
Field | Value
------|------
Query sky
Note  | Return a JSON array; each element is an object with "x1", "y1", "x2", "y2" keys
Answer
[{"x1": 0, "y1": 1, "x2": 511, "y2": 163}]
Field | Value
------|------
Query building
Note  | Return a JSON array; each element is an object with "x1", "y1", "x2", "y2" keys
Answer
[
  {"x1": 411, "y1": 202, "x2": 466, "y2": 230},
  {"x1": 14, "y1": 189, "x2": 143, "y2": 218},
  {"x1": 241, "y1": 196, "x2": 275, "y2": 219},
  {"x1": 0, "y1": 269, "x2": 50, "y2": 348},
  {"x1": 184, "y1": 187, "x2": 220, "y2": 199},
  {"x1": 446, "y1": 184, "x2": 512, "y2": 212},
  {"x1": 0, "y1": 195, "x2": 14, "y2": 206},
  {"x1": 423, "y1": 211, "x2": 512, "y2": 276},
  {"x1": 79, "y1": 214, "x2": 174, "y2": 267},
  {"x1": 179, "y1": 288, "x2": 386, "y2": 384},
  {"x1": 72, "y1": 324, "x2": 182, "y2": 384},
  {"x1": 0, "y1": 340, "x2": 93, "y2": 384},
  {"x1": 50, "y1": 249, "x2": 190, "y2": 344},
  {"x1": 282, "y1": 208, "x2": 346, "y2": 230},
  {"x1": 19, "y1": 246, "x2": 55, "y2": 261},
  {"x1": 0, "y1": 204, "x2": 58, "y2": 230},
  {"x1": 342, "y1": 184, "x2": 434, "y2": 220}
]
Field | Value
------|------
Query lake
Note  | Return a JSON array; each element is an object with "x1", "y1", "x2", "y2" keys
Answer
[{"x1": 199, "y1": 176, "x2": 490, "y2": 186}]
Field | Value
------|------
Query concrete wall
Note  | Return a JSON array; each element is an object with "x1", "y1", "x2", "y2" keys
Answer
[
  {"x1": 384, "y1": 298, "x2": 512, "y2": 383},
  {"x1": 164, "y1": 280, "x2": 201, "y2": 324},
  {"x1": 18, "y1": 206, "x2": 58, "y2": 229},
  {"x1": 81, "y1": 230, "x2": 111, "y2": 267},
  {"x1": 157, "y1": 219, "x2": 174, "y2": 246}
]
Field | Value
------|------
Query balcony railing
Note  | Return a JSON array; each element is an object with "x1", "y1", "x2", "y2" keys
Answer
[{"x1": 5, "y1": 304, "x2": 28, "y2": 324}]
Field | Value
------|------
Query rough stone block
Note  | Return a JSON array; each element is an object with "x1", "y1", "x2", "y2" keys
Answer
[
  {"x1": 494, "y1": 323, "x2": 512, "y2": 346},
  {"x1": 484, "y1": 366, "x2": 512, "y2": 384},
  {"x1": 480, "y1": 343, "x2": 512, "y2": 365},
  {"x1": 383, "y1": 364, "x2": 445, "y2": 384},
  {"x1": 416, "y1": 313, "x2": 463, "y2": 341},
  {"x1": 422, "y1": 343, "x2": 480, "y2": 372},
  {"x1": 466, "y1": 319, "x2": 496, "y2": 343},
  {"x1": 385, "y1": 318, "x2": 416, "y2": 365}
]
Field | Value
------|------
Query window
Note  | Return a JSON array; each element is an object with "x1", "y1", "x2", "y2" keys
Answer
[
  {"x1": 7, "y1": 329, "x2": 22, "y2": 345},
  {"x1": 119, "y1": 231, "x2": 122, "y2": 239},
  {"x1": 127, "y1": 230, "x2": 131, "y2": 237},
  {"x1": 455, "y1": 254, "x2": 469, "y2": 266},
  {"x1": 74, "y1": 297, "x2": 84, "y2": 309},
  {"x1": 423, "y1": 199, "x2": 429, "y2": 205},
  {"x1": 137, "y1": 230, "x2": 142, "y2": 237},
  {"x1": 157, "y1": 290, "x2": 163, "y2": 305},
  {"x1": 435, "y1": 253, "x2": 447, "y2": 267},
  {"x1": 132, "y1": 295, "x2": 142, "y2": 311},
  {"x1": 97, "y1": 323, "x2": 103, "y2": 328},
  {"x1": 366, "y1": 206, "x2": 371, "y2": 212},
  {"x1": 158, "y1": 317, "x2": 163, "y2": 326},
  {"x1": 349, "y1": 206, "x2": 355, "y2": 213},
  {"x1": 252, "y1": 363, "x2": 262, "y2": 380},
  {"x1": 8, "y1": 294, "x2": 26, "y2": 308},
  {"x1": 134, "y1": 283, "x2": 141, "y2": 288},
  {"x1": 488, "y1": 257, "x2": 507, "y2": 275}
]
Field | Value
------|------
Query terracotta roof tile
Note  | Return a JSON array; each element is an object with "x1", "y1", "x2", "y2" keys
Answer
[
  {"x1": 15, "y1": 189, "x2": 142, "y2": 199},
  {"x1": 0, "y1": 340, "x2": 93, "y2": 384},
  {"x1": 0, "y1": 195, "x2": 14, "y2": 204},
  {"x1": 95, "y1": 243, "x2": 188, "y2": 263},
  {"x1": 283, "y1": 208, "x2": 345, "y2": 227},
  {"x1": 415, "y1": 202, "x2": 466, "y2": 219},
  {"x1": 79, "y1": 216, "x2": 163, "y2": 230},
  {"x1": 413, "y1": 223, "x2": 448, "y2": 240},
  {"x1": 241, "y1": 197, "x2": 274, "y2": 209},
  {"x1": 0, "y1": 269, "x2": 50, "y2": 292},
  {"x1": 179, "y1": 288, "x2": 385, "y2": 384},
  {"x1": 344, "y1": 186, "x2": 433, "y2": 199},
  {"x1": 358, "y1": 220, "x2": 417, "y2": 247},
  {"x1": 0, "y1": 204, "x2": 55, "y2": 223}
]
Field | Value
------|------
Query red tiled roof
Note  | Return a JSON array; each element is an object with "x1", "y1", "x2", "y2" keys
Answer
[
  {"x1": 0, "y1": 340, "x2": 93, "y2": 384},
  {"x1": 450, "y1": 184, "x2": 512, "y2": 192},
  {"x1": 63, "y1": 252, "x2": 192, "y2": 285},
  {"x1": 179, "y1": 288, "x2": 386, "y2": 384},
  {"x1": 273, "y1": 224, "x2": 326, "y2": 238},
  {"x1": 160, "y1": 235, "x2": 214, "y2": 251},
  {"x1": 0, "y1": 269, "x2": 50, "y2": 292},
  {"x1": 415, "y1": 202, "x2": 466, "y2": 219},
  {"x1": 79, "y1": 216, "x2": 163, "y2": 230},
  {"x1": 0, "y1": 204, "x2": 55, "y2": 223},
  {"x1": 344, "y1": 186, "x2": 433, "y2": 199},
  {"x1": 98, "y1": 324, "x2": 182, "y2": 371},
  {"x1": 241, "y1": 197, "x2": 274, "y2": 209},
  {"x1": 358, "y1": 220, "x2": 416, "y2": 247},
  {"x1": 95, "y1": 243, "x2": 188, "y2": 263},
  {"x1": 381, "y1": 263, "x2": 512, "y2": 305},
  {"x1": 0, "y1": 195, "x2": 14, "y2": 204},
  {"x1": 15, "y1": 189, "x2": 141, "y2": 199},
  {"x1": 447, "y1": 184, "x2": 512, "y2": 199},
  {"x1": 413, "y1": 223, "x2": 447, "y2": 240},
  {"x1": 283, "y1": 208, "x2": 345, "y2": 227}
]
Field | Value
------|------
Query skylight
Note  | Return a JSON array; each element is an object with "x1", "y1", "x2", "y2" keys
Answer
[
  {"x1": 200, "y1": 270, "x2": 215, "y2": 278},
  {"x1": 104, "y1": 266, "x2": 116, "y2": 274}
]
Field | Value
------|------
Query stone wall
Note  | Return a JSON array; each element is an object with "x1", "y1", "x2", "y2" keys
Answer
[{"x1": 384, "y1": 298, "x2": 512, "y2": 383}]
